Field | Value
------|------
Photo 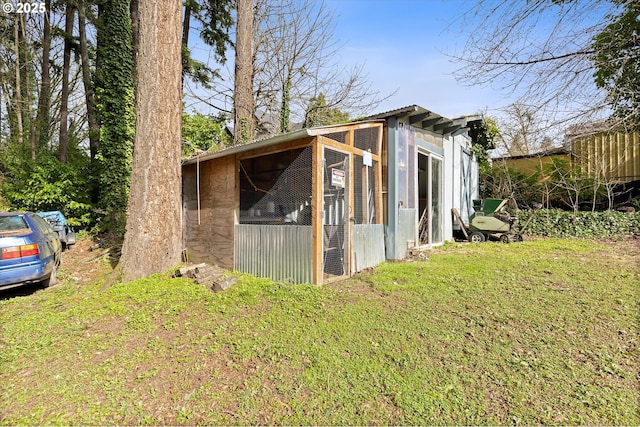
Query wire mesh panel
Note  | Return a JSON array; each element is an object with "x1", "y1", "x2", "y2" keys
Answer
[
  {"x1": 236, "y1": 146, "x2": 314, "y2": 283},
  {"x1": 354, "y1": 127, "x2": 380, "y2": 154},
  {"x1": 322, "y1": 148, "x2": 349, "y2": 279},
  {"x1": 239, "y1": 146, "x2": 313, "y2": 225},
  {"x1": 323, "y1": 131, "x2": 348, "y2": 144},
  {"x1": 353, "y1": 155, "x2": 377, "y2": 225}
]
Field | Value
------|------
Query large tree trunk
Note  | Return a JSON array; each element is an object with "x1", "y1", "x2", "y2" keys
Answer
[
  {"x1": 120, "y1": 0, "x2": 182, "y2": 282},
  {"x1": 95, "y1": 0, "x2": 135, "y2": 233},
  {"x1": 233, "y1": 0, "x2": 254, "y2": 145},
  {"x1": 59, "y1": 4, "x2": 75, "y2": 163}
]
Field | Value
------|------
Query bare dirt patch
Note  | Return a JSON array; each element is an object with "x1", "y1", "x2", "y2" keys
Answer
[{"x1": 59, "y1": 236, "x2": 115, "y2": 285}]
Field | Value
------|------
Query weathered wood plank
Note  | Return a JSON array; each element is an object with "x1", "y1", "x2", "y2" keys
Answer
[{"x1": 183, "y1": 156, "x2": 236, "y2": 269}]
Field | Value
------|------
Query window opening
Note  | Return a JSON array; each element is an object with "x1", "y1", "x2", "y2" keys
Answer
[{"x1": 239, "y1": 146, "x2": 313, "y2": 225}]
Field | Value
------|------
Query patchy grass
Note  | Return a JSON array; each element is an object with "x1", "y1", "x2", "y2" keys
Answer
[{"x1": 1, "y1": 238, "x2": 638, "y2": 425}]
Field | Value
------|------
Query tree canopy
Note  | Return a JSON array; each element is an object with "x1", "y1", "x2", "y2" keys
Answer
[
  {"x1": 592, "y1": 1, "x2": 640, "y2": 127},
  {"x1": 303, "y1": 93, "x2": 350, "y2": 128}
]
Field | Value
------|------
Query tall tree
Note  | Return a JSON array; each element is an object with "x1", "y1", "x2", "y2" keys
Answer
[
  {"x1": 14, "y1": 15, "x2": 29, "y2": 156},
  {"x1": 181, "y1": 0, "x2": 196, "y2": 84},
  {"x1": 181, "y1": 0, "x2": 233, "y2": 90},
  {"x1": 77, "y1": 0, "x2": 100, "y2": 161},
  {"x1": 12, "y1": 17, "x2": 25, "y2": 148},
  {"x1": 59, "y1": 2, "x2": 76, "y2": 163},
  {"x1": 18, "y1": 14, "x2": 35, "y2": 159},
  {"x1": 234, "y1": 0, "x2": 255, "y2": 144},
  {"x1": 95, "y1": 0, "x2": 135, "y2": 234},
  {"x1": 120, "y1": 0, "x2": 183, "y2": 281},
  {"x1": 494, "y1": 103, "x2": 555, "y2": 156},
  {"x1": 1, "y1": 10, "x2": 48, "y2": 160},
  {"x1": 34, "y1": 0, "x2": 52, "y2": 152}
]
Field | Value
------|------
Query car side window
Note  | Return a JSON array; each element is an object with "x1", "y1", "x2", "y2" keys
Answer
[
  {"x1": 41, "y1": 217, "x2": 55, "y2": 233},
  {"x1": 28, "y1": 214, "x2": 53, "y2": 235}
]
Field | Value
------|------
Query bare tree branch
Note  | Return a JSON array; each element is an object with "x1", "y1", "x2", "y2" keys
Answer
[{"x1": 451, "y1": 0, "x2": 620, "y2": 129}]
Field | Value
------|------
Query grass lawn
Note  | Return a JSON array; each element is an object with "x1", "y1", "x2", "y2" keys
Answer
[{"x1": 1, "y1": 238, "x2": 638, "y2": 425}]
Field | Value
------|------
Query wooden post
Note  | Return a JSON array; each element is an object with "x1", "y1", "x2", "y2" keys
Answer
[
  {"x1": 362, "y1": 164, "x2": 369, "y2": 224},
  {"x1": 345, "y1": 153, "x2": 352, "y2": 277},
  {"x1": 312, "y1": 138, "x2": 324, "y2": 285},
  {"x1": 452, "y1": 208, "x2": 469, "y2": 240},
  {"x1": 375, "y1": 125, "x2": 384, "y2": 225}
]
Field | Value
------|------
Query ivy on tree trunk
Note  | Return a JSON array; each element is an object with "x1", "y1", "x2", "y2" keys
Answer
[{"x1": 95, "y1": 0, "x2": 135, "y2": 236}]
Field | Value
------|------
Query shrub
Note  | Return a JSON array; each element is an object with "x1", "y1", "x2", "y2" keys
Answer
[
  {"x1": 518, "y1": 209, "x2": 640, "y2": 238},
  {"x1": 0, "y1": 156, "x2": 94, "y2": 227}
]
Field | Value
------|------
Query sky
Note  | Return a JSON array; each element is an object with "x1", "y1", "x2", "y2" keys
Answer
[
  {"x1": 185, "y1": 0, "x2": 609, "y2": 125},
  {"x1": 320, "y1": 0, "x2": 505, "y2": 119},
  {"x1": 185, "y1": 0, "x2": 509, "y2": 121}
]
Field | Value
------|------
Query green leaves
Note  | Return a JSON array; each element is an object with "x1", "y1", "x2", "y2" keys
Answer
[
  {"x1": 519, "y1": 209, "x2": 640, "y2": 238},
  {"x1": 303, "y1": 93, "x2": 350, "y2": 128},
  {"x1": 181, "y1": 111, "x2": 230, "y2": 156},
  {"x1": 0, "y1": 155, "x2": 93, "y2": 226},
  {"x1": 592, "y1": 2, "x2": 640, "y2": 125},
  {"x1": 94, "y1": 0, "x2": 135, "y2": 236}
]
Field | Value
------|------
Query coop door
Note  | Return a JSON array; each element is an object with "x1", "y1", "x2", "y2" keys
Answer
[
  {"x1": 322, "y1": 148, "x2": 350, "y2": 280},
  {"x1": 418, "y1": 152, "x2": 443, "y2": 246}
]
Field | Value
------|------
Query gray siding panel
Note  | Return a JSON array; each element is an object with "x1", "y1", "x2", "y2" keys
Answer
[
  {"x1": 235, "y1": 225, "x2": 313, "y2": 284},
  {"x1": 398, "y1": 208, "x2": 417, "y2": 258},
  {"x1": 351, "y1": 224, "x2": 385, "y2": 273}
]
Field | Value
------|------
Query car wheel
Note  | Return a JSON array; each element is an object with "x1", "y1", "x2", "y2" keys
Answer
[{"x1": 42, "y1": 261, "x2": 58, "y2": 288}]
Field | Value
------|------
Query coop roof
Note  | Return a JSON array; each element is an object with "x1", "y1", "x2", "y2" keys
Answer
[
  {"x1": 364, "y1": 104, "x2": 471, "y2": 135},
  {"x1": 182, "y1": 120, "x2": 384, "y2": 166}
]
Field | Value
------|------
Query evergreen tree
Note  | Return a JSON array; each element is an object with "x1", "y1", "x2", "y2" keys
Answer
[
  {"x1": 303, "y1": 93, "x2": 349, "y2": 128},
  {"x1": 120, "y1": 0, "x2": 182, "y2": 281}
]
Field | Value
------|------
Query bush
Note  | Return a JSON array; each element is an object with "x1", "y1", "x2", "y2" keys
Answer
[
  {"x1": 0, "y1": 156, "x2": 94, "y2": 227},
  {"x1": 518, "y1": 209, "x2": 640, "y2": 238}
]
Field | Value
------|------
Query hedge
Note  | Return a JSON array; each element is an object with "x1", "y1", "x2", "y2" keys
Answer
[{"x1": 517, "y1": 209, "x2": 640, "y2": 238}]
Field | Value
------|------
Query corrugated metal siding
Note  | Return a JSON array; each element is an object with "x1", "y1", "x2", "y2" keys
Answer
[
  {"x1": 351, "y1": 224, "x2": 385, "y2": 274},
  {"x1": 572, "y1": 132, "x2": 640, "y2": 183},
  {"x1": 235, "y1": 225, "x2": 313, "y2": 284}
]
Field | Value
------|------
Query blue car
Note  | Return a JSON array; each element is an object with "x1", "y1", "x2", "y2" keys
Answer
[
  {"x1": 37, "y1": 211, "x2": 76, "y2": 250},
  {"x1": 0, "y1": 212, "x2": 62, "y2": 291}
]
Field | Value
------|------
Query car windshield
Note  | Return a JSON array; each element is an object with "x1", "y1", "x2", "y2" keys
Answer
[{"x1": 0, "y1": 215, "x2": 30, "y2": 236}]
